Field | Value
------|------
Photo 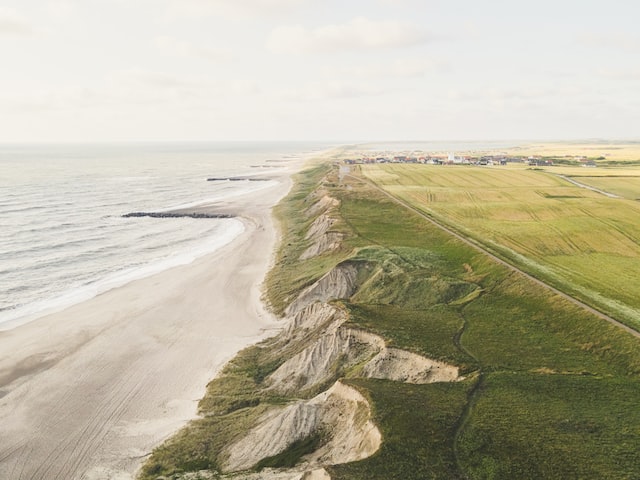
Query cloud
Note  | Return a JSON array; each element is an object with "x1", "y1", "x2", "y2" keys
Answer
[
  {"x1": 155, "y1": 35, "x2": 232, "y2": 61},
  {"x1": 267, "y1": 17, "x2": 431, "y2": 54},
  {"x1": 319, "y1": 57, "x2": 448, "y2": 81},
  {"x1": 596, "y1": 68, "x2": 640, "y2": 81},
  {"x1": 280, "y1": 80, "x2": 387, "y2": 101},
  {"x1": 376, "y1": 0, "x2": 419, "y2": 5},
  {"x1": 112, "y1": 68, "x2": 198, "y2": 90},
  {"x1": 389, "y1": 57, "x2": 448, "y2": 77},
  {"x1": 578, "y1": 32, "x2": 640, "y2": 53},
  {"x1": 0, "y1": 7, "x2": 34, "y2": 35},
  {"x1": 0, "y1": 67, "x2": 264, "y2": 114},
  {"x1": 163, "y1": 0, "x2": 306, "y2": 18},
  {"x1": 445, "y1": 85, "x2": 597, "y2": 111},
  {"x1": 46, "y1": 1, "x2": 76, "y2": 20}
]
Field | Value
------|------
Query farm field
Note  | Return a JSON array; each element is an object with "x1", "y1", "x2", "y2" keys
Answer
[
  {"x1": 563, "y1": 173, "x2": 640, "y2": 200},
  {"x1": 362, "y1": 164, "x2": 640, "y2": 330},
  {"x1": 501, "y1": 142, "x2": 640, "y2": 163}
]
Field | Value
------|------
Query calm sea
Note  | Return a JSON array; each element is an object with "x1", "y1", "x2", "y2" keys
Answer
[{"x1": 0, "y1": 142, "x2": 329, "y2": 330}]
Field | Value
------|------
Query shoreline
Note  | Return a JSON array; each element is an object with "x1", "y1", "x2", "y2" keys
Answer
[
  {"x1": 0, "y1": 159, "x2": 301, "y2": 480},
  {"x1": 0, "y1": 218, "x2": 246, "y2": 333}
]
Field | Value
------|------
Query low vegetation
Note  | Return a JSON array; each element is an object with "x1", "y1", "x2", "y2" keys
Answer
[
  {"x1": 362, "y1": 163, "x2": 640, "y2": 329},
  {"x1": 139, "y1": 154, "x2": 640, "y2": 480}
]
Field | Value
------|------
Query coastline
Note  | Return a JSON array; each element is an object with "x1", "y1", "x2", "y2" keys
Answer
[{"x1": 0, "y1": 160, "x2": 300, "y2": 480}]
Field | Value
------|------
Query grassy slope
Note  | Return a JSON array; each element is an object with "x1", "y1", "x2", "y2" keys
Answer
[
  {"x1": 323, "y1": 167, "x2": 640, "y2": 479},
  {"x1": 140, "y1": 160, "x2": 640, "y2": 480},
  {"x1": 362, "y1": 163, "x2": 640, "y2": 329}
]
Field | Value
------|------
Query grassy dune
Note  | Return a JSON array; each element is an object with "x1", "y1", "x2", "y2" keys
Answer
[
  {"x1": 362, "y1": 163, "x2": 640, "y2": 329},
  {"x1": 139, "y1": 158, "x2": 640, "y2": 479}
]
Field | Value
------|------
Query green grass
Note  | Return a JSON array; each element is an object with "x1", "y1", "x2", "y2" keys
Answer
[
  {"x1": 345, "y1": 303, "x2": 475, "y2": 372},
  {"x1": 362, "y1": 163, "x2": 640, "y2": 329},
  {"x1": 266, "y1": 162, "x2": 352, "y2": 315},
  {"x1": 139, "y1": 404, "x2": 269, "y2": 478},
  {"x1": 326, "y1": 168, "x2": 640, "y2": 479},
  {"x1": 458, "y1": 372, "x2": 640, "y2": 479},
  {"x1": 255, "y1": 433, "x2": 323, "y2": 470},
  {"x1": 554, "y1": 171, "x2": 640, "y2": 200},
  {"x1": 139, "y1": 159, "x2": 640, "y2": 480},
  {"x1": 329, "y1": 379, "x2": 473, "y2": 480}
]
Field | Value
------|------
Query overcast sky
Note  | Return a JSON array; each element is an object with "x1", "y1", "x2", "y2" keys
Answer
[{"x1": 1, "y1": 0, "x2": 639, "y2": 142}]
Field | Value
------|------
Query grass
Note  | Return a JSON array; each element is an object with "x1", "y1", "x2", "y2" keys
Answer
[
  {"x1": 565, "y1": 174, "x2": 640, "y2": 200},
  {"x1": 329, "y1": 379, "x2": 472, "y2": 480},
  {"x1": 265, "y1": 162, "x2": 352, "y2": 315},
  {"x1": 139, "y1": 156, "x2": 640, "y2": 479},
  {"x1": 457, "y1": 372, "x2": 640, "y2": 479},
  {"x1": 345, "y1": 303, "x2": 475, "y2": 372},
  {"x1": 255, "y1": 433, "x2": 323, "y2": 470},
  {"x1": 139, "y1": 404, "x2": 269, "y2": 478},
  {"x1": 326, "y1": 166, "x2": 640, "y2": 478},
  {"x1": 362, "y1": 163, "x2": 640, "y2": 329}
]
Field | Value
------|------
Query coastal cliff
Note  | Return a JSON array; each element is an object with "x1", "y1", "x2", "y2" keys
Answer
[
  {"x1": 138, "y1": 162, "x2": 466, "y2": 480},
  {"x1": 139, "y1": 160, "x2": 640, "y2": 480}
]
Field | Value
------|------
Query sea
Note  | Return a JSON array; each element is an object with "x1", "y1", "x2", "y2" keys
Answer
[{"x1": 0, "y1": 142, "x2": 330, "y2": 330}]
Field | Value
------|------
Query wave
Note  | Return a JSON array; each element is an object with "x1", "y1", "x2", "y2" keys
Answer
[{"x1": 0, "y1": 219, "x2": 245, "y2": 331}]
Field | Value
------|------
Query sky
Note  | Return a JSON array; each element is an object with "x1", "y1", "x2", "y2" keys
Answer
[{"x1": 1, "y1": 0, "x2": 639, "y2": 142}]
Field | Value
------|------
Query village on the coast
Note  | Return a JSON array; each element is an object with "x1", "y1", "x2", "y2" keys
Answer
[{"x1": 342, "y1": 152, "x2": 600, "y2": 167}]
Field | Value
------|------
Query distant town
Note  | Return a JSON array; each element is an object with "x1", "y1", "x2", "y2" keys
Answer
[{"x1": 342, "y1": 152, "x2": 599, "y2": 167}]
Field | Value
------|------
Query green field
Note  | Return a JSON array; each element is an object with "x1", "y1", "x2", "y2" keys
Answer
[
  {"x1": 362, "y1": 164, "x2": 640, "y2": 329},
  {"x1": 139, "y1": 159, "x2": 640, "y2": 480}
]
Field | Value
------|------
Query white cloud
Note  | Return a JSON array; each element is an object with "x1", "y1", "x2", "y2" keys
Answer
[
  {"x1": 376, "y1": 0, "x2": 418, "y2": 5},
  {"x1": 111, "y1": 68, "x2": 199, "y2": 90},
  {"x1": 0, "y1": 68, "x2": 264, "y2": 115},
  {"x1": 320, "y1": 57, "x2": 448, "y2": 80},
  {"x1": 445, "y1": 85, "x2": 597, "y2": 109},
  {"x1": 597, "y1": 68, "x2": 640, "y2": 81},
  {"x1": 155, "y1": 35, "x2": 232, "y2": 61},
  {"x1": 46, "y1": 1, "x2": 75, "y2": 20},
  {"x1": 280, "y1": 80, "x2": 387, "y2": 101},
  {"x1": 390, "y1": 57, "x2": 447, "y2": 77},
  {"x1": 164, "y1": 0, "x2": 306, "y2": 18},
  {"x1": 267, "y1": 17, "x2": 430, "y2": 54},
  {"x1": 578, "y1": 32, "x2": 640, "y2": 53},
  {"x1": 0, "y1": 7, "x2": 34, "y2": 35}
]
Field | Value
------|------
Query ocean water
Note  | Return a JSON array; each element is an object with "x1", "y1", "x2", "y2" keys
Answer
[{"x1": 0, "y1": 142, "x2": 327, "y2": 330}]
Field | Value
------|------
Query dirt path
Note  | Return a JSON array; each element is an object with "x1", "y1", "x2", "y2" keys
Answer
[
  {"x1": 554, "y1": 174, "x2": 622, "y2": 198},
  {"x1": 350, "y1": 174, "x2": 640, "y2": 340}
]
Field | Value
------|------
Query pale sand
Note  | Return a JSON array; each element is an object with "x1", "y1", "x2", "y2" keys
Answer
[{"x1": 0, "y1": 166, "x2": 297, "y2": 480}]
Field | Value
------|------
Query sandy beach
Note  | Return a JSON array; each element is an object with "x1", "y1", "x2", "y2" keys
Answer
[{"x1": 0, "y1": 166, "x2": 296, "y2": 480}]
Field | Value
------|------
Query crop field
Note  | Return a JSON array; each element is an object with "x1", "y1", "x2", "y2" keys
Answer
[
  {"x1": 362, "y1": 164, "x2": 640, "y2": 329},
  {"x1": 545, "y1": 166, "x2": 640, "y2": 200},
  {"x1": 501, "y1": 142, "x2": 640, "y2": 163},
  {"x1": 568, "y1": 175, "x2": 640, "y2": 200}
]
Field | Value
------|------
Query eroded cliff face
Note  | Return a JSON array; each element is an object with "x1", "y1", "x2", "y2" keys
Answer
[
  {"x1": 223, "y1": 381, "x2": 380, "y2": 472},
  {"x1": 285, "y1": 262, "x2": 360, "y2": 316},
  {"x1": 212, "y1": 190, "x2": 462, "y2": 480},
  {"x1": 299, "y1": 214, "x2": 344, "y2": 261}
]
